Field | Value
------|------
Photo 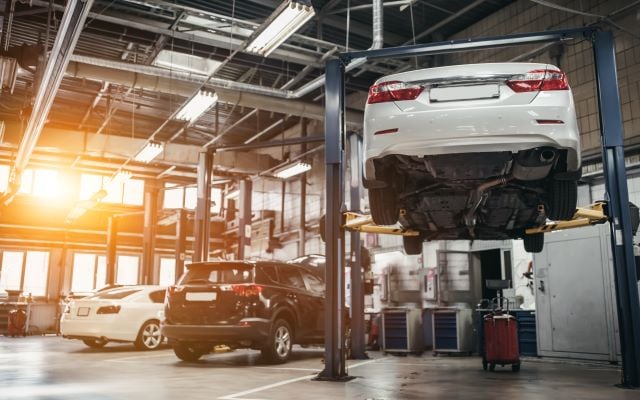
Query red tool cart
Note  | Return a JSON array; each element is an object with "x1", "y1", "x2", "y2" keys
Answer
[
  {"x1": 7, "y1": 309, "x2": 28, "y2": 337},
  {"x1": 483, "y1": 311, "x2": 520, "y2": 372}
]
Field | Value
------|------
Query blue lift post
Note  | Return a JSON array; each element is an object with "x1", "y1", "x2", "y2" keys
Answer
[
  {"x1": 321, "y1": 27, "x2": 640, "y2": 387},
  {"x1": 594, "y1": 31, "x2": 640, "y2": 388}
]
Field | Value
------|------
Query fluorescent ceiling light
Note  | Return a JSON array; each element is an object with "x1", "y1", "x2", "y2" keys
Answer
[
  {"x1": 152, "y1": 49, "x2": 222, "y2": 75},
  {"x1": 105, "y1": 170, "x2": 131, "y2": 193},
  {"x1": 175, "y1": 90, "x2": 218, "y2": 123},
  {"x1": 274, "y1": 161, "x2": 311, "y2": 179},
  {"x1": 134, "y1": 141, "x2": 164, "y2": 163},
  {"x1": 246, "y1": 1, "x2": 315, "y2": 57}
]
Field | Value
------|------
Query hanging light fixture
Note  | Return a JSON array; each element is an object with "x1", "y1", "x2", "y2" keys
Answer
[
  {"x1": 134, "y1": 141, "x2": 164, "y2": 163},
  {"x1": 246, "y1": 1, "x2": 315, "y2": 57},
  {"x1": 175, "y1": 90, "x2": 218, "y2": 123},
  {"x1": 274, "y1": 161, "x2": 311, "y2": 179}
]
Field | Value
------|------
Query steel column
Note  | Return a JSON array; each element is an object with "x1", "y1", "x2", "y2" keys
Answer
[
  {"x1": 193, "y1": 152, "x2": 213, "y2": 262},
  {"x1": 106, "y1": 216, "x2": 117, "y2": 285},
  {"x1": 238, "y1": 179, "x2": 252, "y2": 260},
  {"x1": 348, "y1": 132, "x2": 367, "y2": 360},
  {"x1": 141, "y1": 182, "x2": 158, "y2": 284},
  {"x1": 175, "y1": 209, "x2": 187, "y2": 283},
  {"x1": 593, "y1": 30, "x2": 640, "y2": 388},
  {"x1": 299, "y1": 119, "x2": 308, "y2": 257},
  {"x1": 317, "y1": 58, "x2": 350, "y2": 380}
]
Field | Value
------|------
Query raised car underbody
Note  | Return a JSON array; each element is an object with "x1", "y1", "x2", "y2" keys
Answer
[{"x1": 376, "y1": 149, "x2": 569, "y2": 240}]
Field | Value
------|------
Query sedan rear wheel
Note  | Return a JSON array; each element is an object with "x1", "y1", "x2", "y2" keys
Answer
[
  {"x1": 262, "y1": 319, "x2": 293, "y2": 364},
  {"x1": 368, "y1": 188, "x2": 399, "y2": 226},
  {"x1": 134, "y1": 320, "x2": 163, "y2": 351},
  {"x1": 82, "y1": 338, "x2": 107, "y2": 348},
  {"x1": 523, "y1": 233, "x2": 544, "y2": 253},
  {"x1": 173, "y1": 342, "x2": 208, "y2": 362},
  {"x1": 546, "y1": 179, "x2": 577, "y2": 221},
  {"x1": 403, "y1": 235, "x2": 423, "y2": 255}
]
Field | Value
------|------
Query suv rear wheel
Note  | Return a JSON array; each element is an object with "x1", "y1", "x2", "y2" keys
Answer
[
  {"x1": 261, "y1": 319, "x2": 293, "y2": 364},
  {"x1": 173, "y1": 342, "x2": 209, "y2": 362},
  {"x1": 368, "y1": 187, "x2": 399, "y2": 226}
]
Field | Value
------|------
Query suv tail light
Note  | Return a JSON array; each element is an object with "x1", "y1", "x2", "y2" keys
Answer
[
  {"x1": 367, "y1": 80, "x2": 424, "y2": 104},
  {"x1": 506, "y1": 69, "x2": 569, "y2": 93},
  {"x1": 232, "y1": 284, "x2": 263, "y2": 297},
  {"x1": 166, "y1": 285, "x2": 184, "y2": 301},
  {"x1": 96, "y1": 305, "x2": 121, "y2": 314}
]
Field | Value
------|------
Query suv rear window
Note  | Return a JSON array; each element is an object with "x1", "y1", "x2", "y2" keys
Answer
[{"x1": 180, "y1": 264, "x2": 253, "y2": 284}]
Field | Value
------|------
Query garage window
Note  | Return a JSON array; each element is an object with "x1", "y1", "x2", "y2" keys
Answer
[
  {"x1": 0, "y1": 250, "x2": 49, "y2": 296},
  {"x1": 159, "y1": 257, "x2": 176, "y2": 285},
  {"x1": 116, "y1": 255, "x2": 139, "y2": 285},
  {"x1": 71, "y1": 253, "x2": 107, "y2": 292},
  {"x1": 163, "y1": 183, "x2": 222, "y2": 214}
]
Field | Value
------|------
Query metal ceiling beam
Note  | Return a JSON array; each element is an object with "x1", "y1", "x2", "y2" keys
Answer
[
  {"x1": 4, "y1": 0, "x2": 93, "y2": 205},
  {"x1": 65, "y1": 60, "x2": 364, "y2": 127}
]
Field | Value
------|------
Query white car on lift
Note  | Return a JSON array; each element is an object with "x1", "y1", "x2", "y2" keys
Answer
[
  {"x1": 60, "y1": 285, "x2": 167, "y2": 350},
  {"x1": 363, "y1": 63, "x2": 581, "y2": 254}
]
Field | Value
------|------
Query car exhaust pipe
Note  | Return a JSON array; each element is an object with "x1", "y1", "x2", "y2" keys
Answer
[
  {"x1": 464, "y1": 175, "x2": 512, "y2": 236},
  {"x1": 539, "y1": 149, "x2": 556, "y2": 163},
  {"x1": 512, "y1": 147, "x2": 558, "y2": 181}
]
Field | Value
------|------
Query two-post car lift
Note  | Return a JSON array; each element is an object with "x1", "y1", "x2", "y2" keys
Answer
[{"x1": 319, "y1": 27, "x2": 640, "y2": 389}]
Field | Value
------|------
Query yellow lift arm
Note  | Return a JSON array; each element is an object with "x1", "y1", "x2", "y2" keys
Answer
[
  {"x1": 342, "y1": 202, "x2": 609, "y2": 237},
  {"x1": 525, "y1": 202, "x2": 608, "y2": 234}
]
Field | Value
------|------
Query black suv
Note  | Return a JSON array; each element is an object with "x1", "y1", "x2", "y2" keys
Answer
[{"x1": 161, "y1": 260, "x2": 326, "y2": 363}]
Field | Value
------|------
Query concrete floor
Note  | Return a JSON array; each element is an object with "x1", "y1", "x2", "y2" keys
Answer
[{"x1": 1, "y1": 336, "x2": 637, "y2": 400}]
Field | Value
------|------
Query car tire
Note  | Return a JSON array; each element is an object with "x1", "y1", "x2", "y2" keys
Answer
[
  {"x1": 523, "y1": 233, "x2": 544, "y2": 253},
  {"x1": 173, "y1": 342, "x2": 208, "y2": 362},
  {"x1": 134, "y1": 320, "x2": 163, "y2": 351},
  {"x1": 261, "y1": 319, "x2": 293, "y2": 364},
  {"x1": 403, "y1": 235, "x2": 423, "y2": 255},
  {"x1": 82, "y1": 338, "x2": 107, "y2": 348},
  {"x1": 547, "y1": 179, "x2": 577, "y2": 221},
  {"x1": 368, "y1": 188, "x2": 398, "y2": 226}
]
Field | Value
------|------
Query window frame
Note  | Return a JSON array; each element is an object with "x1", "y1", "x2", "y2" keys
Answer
[{"x1": 0, "y1": 249, "x2": 50, "y2": 297}]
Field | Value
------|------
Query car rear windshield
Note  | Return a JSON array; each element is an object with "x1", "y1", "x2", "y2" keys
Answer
[
  {"x1": 180, "y1": 264, "x2": 253, "y2": 284},
  {"x1": 86, "y1": 288, "x2": 142, "y2": 300}
]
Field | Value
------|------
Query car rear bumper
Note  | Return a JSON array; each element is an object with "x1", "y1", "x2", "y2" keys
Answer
[
  {"x1": 363, "y1": 98, "x2": 581, "y2": 182},
  {"x1": 59, "y1": 318, "x2": 136, "y2": 342},
  {"x1": 161, "y1": 318, "x2": 270, "y2": 345}
]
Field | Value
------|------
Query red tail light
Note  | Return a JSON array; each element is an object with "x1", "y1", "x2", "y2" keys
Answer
[
  {"x1": 166, "y1": 285, "x2": 184, "y2": 300},
  {"x1": 232, "y1": 284, "x2": 263, "y2": 297},
  {"x1": 367, "y1": 80, "x2": 424, "y2": 104},
  {"x1": 96, "y1": 305, "x2": 121, "y2": 314},
  {"x1": 506, "y1": 69, "x2": 569, "y2": 93}
]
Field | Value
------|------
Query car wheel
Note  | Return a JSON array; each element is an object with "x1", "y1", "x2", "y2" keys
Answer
[
  {"x1": 173, "y1": 342, "x2": 208, "y2": 362},
  {"x1": 261, "y1": 319, "x2": 293, "y2": 364},
  {"x1": 546, "y1": 179, "x2": 577, "y2": 221},
  {"x1": 523, "y1": 233, "x2": 544, "y2": 253},
  {"x1": 82, "y1": 338, "x2": 107, "y2": 348},
  {"x1": 368, "y1": 188, "x2": 398, "y2": 226},
  {"x1": 403, "y1": 235, "x2": 423, "y2": 255},
  {"x1": 134, "y1": 320, "x2": 163, "y2": 351}
]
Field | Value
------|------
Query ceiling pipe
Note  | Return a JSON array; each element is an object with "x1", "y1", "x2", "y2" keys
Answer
[
  {"x1": 3, "y1": 0, "x2": 93, "y2": 206},
  {"x1": 66, "y1": 0, "x2": 383, "y2": 101},
  {"x1": 65, "y1": 60, "x2": 364, "y2": 127}
]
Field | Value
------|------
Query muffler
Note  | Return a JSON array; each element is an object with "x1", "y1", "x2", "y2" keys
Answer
[{"x1": 512, "y1": 147, "x2": 557, "y2": 181}]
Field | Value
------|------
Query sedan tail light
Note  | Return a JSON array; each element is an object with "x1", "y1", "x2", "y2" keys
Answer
[
  {"x1": 96, "y1": 305, "x2": 121, "y2": 314},
  {"x1": 231, "y1": 284, "x2": 263, "y2": 297},
  {"x1": 506, "y1": 69, "x2": 569, "y2": 93},
  {"x1": 367, "y1": 80, "x2": 424, "y2": 104}
]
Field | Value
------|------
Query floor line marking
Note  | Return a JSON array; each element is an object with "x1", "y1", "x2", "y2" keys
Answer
[
  {"x1": 104, "y1": 352, "x2": 176, "y2": 362},
  {"x1": 253, "y1": 367, "x2": 321, "y2": 371},
  {"x1": 219, "y1": 358, "x2": 382, "y2": 400}
]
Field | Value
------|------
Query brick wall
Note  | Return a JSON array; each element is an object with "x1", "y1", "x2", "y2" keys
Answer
[{"x1": 446, "y1": 0, "x2": 640, "y2": 156}]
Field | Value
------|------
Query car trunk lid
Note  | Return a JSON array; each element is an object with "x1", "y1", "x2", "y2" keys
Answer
[
  {"x1": 368, "y1": 63, "x2": 563, "y2": 112},
  {"x1": 166, "y1": 262, "x2": 257, "y2": 325}
]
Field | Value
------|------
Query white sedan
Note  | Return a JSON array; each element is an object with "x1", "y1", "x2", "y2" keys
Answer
[
  {"x1": 60, "y1": 285, "x2": 166, "y2": 350},
  {"x1": 363, "y1": 63, "x2": 581, "y2": 254}
]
